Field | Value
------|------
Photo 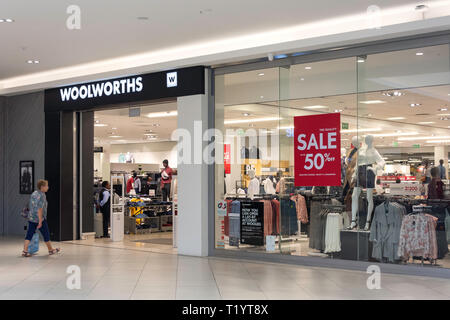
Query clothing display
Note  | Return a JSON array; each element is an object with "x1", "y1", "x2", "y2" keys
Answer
[
  {"x1": 369, "y1": 201, "x2": 405, "y2": 263},
  {"x1": 398, "y1": 213, "x2": 438, "y2": 260},
  {"x1": 342, "y1": 147, "x2": 358, "y2": 200},
  {"x1": 290, "y1": 194, "x2": 308, "y2": 224},
  {"x1": 263, "y1": 177, "x2": 276, "y2": 195},
  {"x1": 280, "y1": 199, "x2": 298, "y2": 237},
  {"x1": 357, "y1": 165, "x2": 376, "y2": 189},
  {"x1": 247, "y1": 178, "x2": 260, "y2": 199},
  {"x1": 324, "y1": 213, "x2": 343, "y2": 253}
]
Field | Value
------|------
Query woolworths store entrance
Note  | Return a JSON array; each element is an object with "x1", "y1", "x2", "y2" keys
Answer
[{"x1": 43, "y1": 66, "x2": 209, "y2": 256}]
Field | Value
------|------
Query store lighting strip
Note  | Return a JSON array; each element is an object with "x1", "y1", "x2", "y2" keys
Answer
[
  {"x1": 341, "y1": 128, "x2": 382, "y2": 133},
  {"x1": 372, "y1": 132, "x2": 418, "y2": 137},
  {"x1": 225, "y1": 117, "x2": 280, "y2": 124},
  {"x1": 146, "y1": 111, "x2": 177, "y2": 118},
  {"x1": 426, "y1": 139, "x2": 450, "y2": 143},
  {"x1": 399, "y1": 135, "x2": 450, "y2": 141}
]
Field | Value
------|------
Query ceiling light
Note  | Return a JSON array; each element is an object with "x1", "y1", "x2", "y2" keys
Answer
[
  {"x1": 415, "y1": 52, "x2": 424, "y2": 56},
  {"x1": 383, "y1": 91, "x2": 404, "y2": 97},
  {"x1": 386, "y1": 117, "x2": 406, "y2": 120},
  {"x1": 334, "y1": 109, "x2": 343, "y2": 113},
  {"x1": 274, "y1": 54, "x2": 288, "y2": 59},
  {"x1": 305, "y1": 66, "x2": 312, "y2": 70},
  {"x1": 109, "y1": 135, "x2": 123, "y2": 138},
  {"x1": 399, "y1": 135, "x2": 450, "y2": 141},
  {"x1": 410, "y1": 103, "x2": 421, "y2": 107},
  {"x1": 146, "y1": 111, "x2": 177, "y2": 118},
  {"x1": 27, "y1": 60, "x2": 39, "y2": 64},
  {"x1": 426, "y1": 140, "x2": 450, "y2": 143},
  {"x1": 359, "y1": 100, "x2": 386, "y2": 104},
  {"x1": 372, "y1": 132, "x2": 418, "y2": 137},
  {"x1": 242, "y1": 113, "x2": 250, "y2": 116},
  {"x1": 341, "y1": 128, "x2": 382, "y2": 133},
  {"x1": 258, "y1": 73, "x2": 265, "y2": 76},
  {"x1": 225, "y1": 117, "x2": 280, "y2": 125},
  {"x1": 418, "y1": 121, "x2": 435, "y2": 124},
  {"x1": 0, "y1": 18, "x2": 14, "y2": 23},
  {"x1": 94, "y1": 124, "x2": 108, "y2": 127},
  {"x1": 440, "y1": 117, "x2": 449, "y2": 121},
  {"x1": 303, "y1": 105, "x2": 328, "y2": 109},
  {"x1": 437, "y1": 114, "x2": 450, "y2": 116},
  {"x1": 300, "y1": 78, "x2": 305, "y2": 81},
  {"x1": 438, "y1": 108, "x2": 448, "y2": 111}
]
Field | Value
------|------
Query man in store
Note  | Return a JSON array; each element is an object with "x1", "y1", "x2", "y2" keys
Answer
[
  {"x1": 133, "y1": 172, "x2": 141, "y2": 194},
  {"x1": 161, "y1": 159, "x2": 173, "y2": 202},
  {"x1": 99, "y1": 181, "x2": 111, "y2": 238},
  {"x1": 126, "y1": 171, "x2": 135, "y2": 194},
  {"x1": 438, "y1": 159, "x2": 447, "y2": 180}
]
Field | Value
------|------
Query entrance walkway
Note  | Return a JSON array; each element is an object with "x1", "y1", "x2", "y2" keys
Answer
[{"x1": 0, "y1": 236, "x2": 449, "y2": 300}]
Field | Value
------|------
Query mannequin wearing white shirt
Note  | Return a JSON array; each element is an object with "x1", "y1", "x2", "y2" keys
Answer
[
  {"x1": 349, "y1": 135, "x2": 385, "y2": 231},
  {"x1": 263, "y1": 177, "x2": 276, "y2": 195},
  {"x1": 247, "y1": 169, "x2": 260, "y2": 199}
]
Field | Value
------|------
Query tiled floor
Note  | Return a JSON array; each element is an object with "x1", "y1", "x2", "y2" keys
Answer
[{"x1": 1, "y1": 236, "x2": 449, "y2": 300}]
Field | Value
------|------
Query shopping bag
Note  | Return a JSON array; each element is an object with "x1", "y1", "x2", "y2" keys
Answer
[{"x1": 28, "y1": 232, "x2": 40, "y2": 254}]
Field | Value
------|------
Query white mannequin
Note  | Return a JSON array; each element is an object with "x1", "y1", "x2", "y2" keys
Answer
[
  {"x1": 263, "y1": 177, "x2": 276, "y2": 195},
  {"x1": 349, "y1": 135, "x2": 385, "y2": 230},
  {"x1": 247, "y1": 169, "x2": 260, "y2": 199}
]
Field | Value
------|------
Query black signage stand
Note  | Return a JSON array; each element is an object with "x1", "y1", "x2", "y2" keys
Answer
[{"x1": 240, "y1": 202, "x2": 264, "y2": 246}]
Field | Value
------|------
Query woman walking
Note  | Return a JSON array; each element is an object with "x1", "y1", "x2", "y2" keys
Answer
[{"x1": 22, "y1": 179, "x2": 60, "y2": 257}]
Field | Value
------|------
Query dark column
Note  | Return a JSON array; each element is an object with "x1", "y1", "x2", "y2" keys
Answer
[
  {"x1": 45, "y1": 112, "x2": 61, "y2": 241},
  {"x1": 81, "y1": 111, "x2": 94, "y2": 233}
]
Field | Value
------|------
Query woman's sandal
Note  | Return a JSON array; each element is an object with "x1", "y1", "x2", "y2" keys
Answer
[
  {"x1": 22, "y1": 251, "x2": 32, "y2": 257},
  {"x1": 48, "y1": 248, "x2": 61, "y2": 255}
]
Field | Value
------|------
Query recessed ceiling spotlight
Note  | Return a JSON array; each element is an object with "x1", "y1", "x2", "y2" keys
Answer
[
  {"x1": 410, "y1": 103, "x2": 421, "y2": 107},
  {"x1": 0, "y1": 18, "x2": 14, "y2": 23},
  {"x1": 94, "y1": 123, "x2": 108, "y2": 127},
  {"x1": 242, "y1": 113, "x2": 250, "y2": 117},
  {"x1": 305, "y1": 66, "x2": 312, "y2": 70},
  {"x1": 383, "y1": 91, "x2": 404, "y2": 97},
  {"x1": 438, "y1": 108, "x2": 448, "y2": 111},
  {"x1": 300, "y1": 78, "x2": 305, "y2": 81},
  {"x1": 27, "y1": 60, "x2": 39, "y2": 64},
  {"x1": 334, "y1": 109, "x2": 343, "y2": 113},
  {"x1": 260, "y1": 96, "x2": 264, "y2": 99},
  {"x1": 415, "y1": 4, "x2": 429, "y2": 12},
  {"x1": 357, "y1": 55, "x2": 367, "y2": 63},
  {"x1": 418, "y1": 121, "x2": 435, "y2": 124},
  {"x1": 258, "y1": 73, "x2": 265, "y2": 76},
  {"x1": 416, "y1": 52, "x2": 424, "y2": 56}
]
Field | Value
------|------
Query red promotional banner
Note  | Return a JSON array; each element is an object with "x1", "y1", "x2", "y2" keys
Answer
[
  {"x1": 294, "y1": 113, "x2": 341, "y2": 186},
  {"x1": 224, "y1": 144, "x2": 231, "y2": 174}
]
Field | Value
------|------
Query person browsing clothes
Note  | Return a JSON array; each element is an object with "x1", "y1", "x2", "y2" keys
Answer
[
  {"x1": 160, "y1": 159, "x2": 173, "y2": 201},
  {"x1": 99, "y1": 181, "x2": 111, "y2": 238}
]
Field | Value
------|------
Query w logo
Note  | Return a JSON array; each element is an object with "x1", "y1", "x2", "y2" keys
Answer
[{"x1": 166, "y1": 72, "x2": 178, "y2": 88}]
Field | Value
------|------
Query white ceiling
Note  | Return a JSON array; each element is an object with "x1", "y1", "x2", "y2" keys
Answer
[
  {"x1": 94, "y1": 101, "x2": 177, "y2": 145},
  {"x1": 2, "y1": 0, "x2": 450, "y2": 94}
]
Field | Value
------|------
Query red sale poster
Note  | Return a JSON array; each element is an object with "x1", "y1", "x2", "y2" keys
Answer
[
  {"x1": 224, "y1": 144, "x2": 231, "y2": 174},
  {"x1": 294, "y1": 113, "x2": 341, "y2": 186}
]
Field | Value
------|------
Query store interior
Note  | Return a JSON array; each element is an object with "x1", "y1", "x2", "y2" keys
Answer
[
  {"x1": 70, "y1": 101, "x2": 179, "y2": 253},
  {"x1": 216, "y1": 45, "x2": 450, "y2": 268}
]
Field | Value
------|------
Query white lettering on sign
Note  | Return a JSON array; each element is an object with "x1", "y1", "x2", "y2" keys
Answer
[
  {"x1": 297, "y1": 132, "x2": 337, "y2": 151},
  {"x1": 59, "y1": 76, "x2": 143, "y2": 102}
]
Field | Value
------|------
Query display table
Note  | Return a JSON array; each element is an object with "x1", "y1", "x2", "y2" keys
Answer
[{"x1": 340, "y1": 230, "x2": 373, "y2": 261}]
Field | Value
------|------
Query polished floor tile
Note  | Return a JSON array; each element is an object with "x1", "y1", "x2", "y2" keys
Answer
[{"x1": 0, "y1": 236, "x2": 449, "y2": 300}]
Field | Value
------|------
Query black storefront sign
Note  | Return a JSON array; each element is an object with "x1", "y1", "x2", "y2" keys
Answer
[
  {"x1": 240, "y1": 202, "x2": 264, "y2": 246},
  {"x1": 44, "y1": 66, "x2": 205, "y2": 112}
]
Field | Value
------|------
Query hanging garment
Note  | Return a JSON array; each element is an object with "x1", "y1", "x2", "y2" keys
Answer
[
  {"x1": 228, "y1": 200, "x2": 241, "y2": 245},
  {"x1": 271, "y1": 199, "x2": 280, "y2": 235},
  {"x1": 261, "y1": 200, "x2": 274, "y2": 236},
  {"x1": 370, "y1": 202, "x2": 404, "y2": 262},
  {"x1": 280, "y1": 199, "x2": 298, "y2": 237},
  {"x1": 324, "y1": 213, "x2": 343, "y2": 253},
  {"x1": 290, "y1": 194, "x2": 308, "y2": 224},
  {"x1": 397, "y1": 214, "x2": 436, "y2": 260},
  {"x1": 224, "y1": 199, "x2": 232, "y2": 237}
]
